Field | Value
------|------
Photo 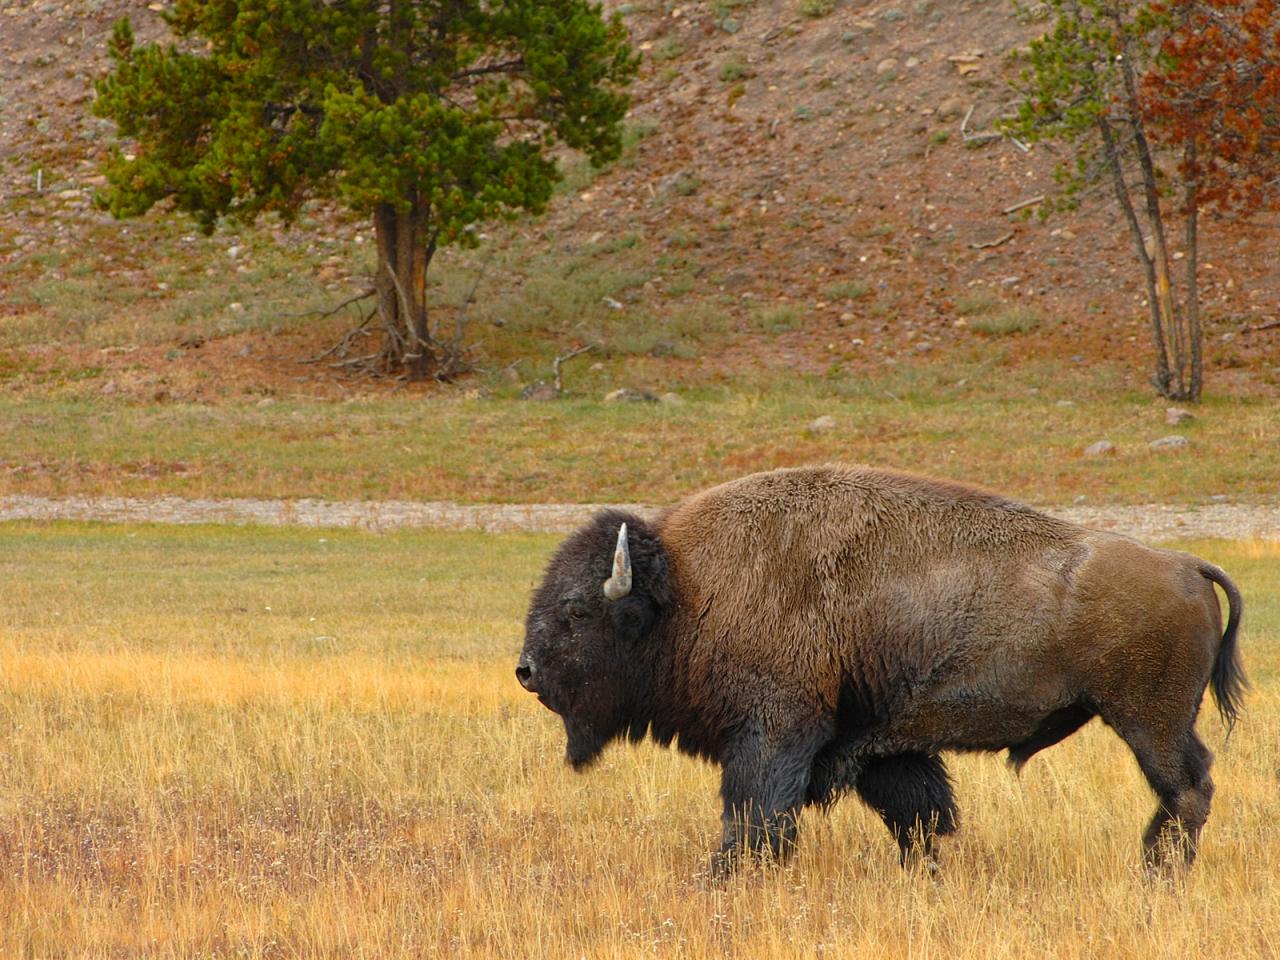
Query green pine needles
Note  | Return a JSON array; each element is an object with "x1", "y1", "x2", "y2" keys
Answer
[{"x1": 95, "y1": 0, "x2": 637, "y2": 379}]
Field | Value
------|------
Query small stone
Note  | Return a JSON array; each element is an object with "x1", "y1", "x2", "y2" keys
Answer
[
  {"x1": 1084, "y1": 440, "x2": 1115, "y2": 457},
  {"x1": 602, "y1": 296, "x2": 623, "y2": 310},
  {"x1": 935, "y1": 96, "x2": 965, "y2": 121},
  {"x1": 521, "y1": 381, "x2": 559, "y2": 401},
  {"x1": 720, "y1": 270, "x2": 754, "y2": 292},
  {"x1": 659, "y1": 170, "x2": 700, "y2": 198},
  {"x1": 808, "y1": 415, "x2": 837, "y2": 433},
  {"x1": 659, "y1": 392, "x2": 684, "y2": 406},
  {"x1": 604, "y1": 387, "x2": 658, "y2": 403},
  {"x1": 1056, "y1": 400, "x2": 1075, "y2": 407},
  {"x1": 1166, "y1": 407, "x2": 1195, "y2": 425},
  {"x1": 648, "y1": 339, "x2": 677, "y2": 358},
  {"x1": 876, "y1": 58, "x2": 899, "y2": 76},
  {"x1": 1149, "y1": 435, "x2": 1190, "y2": 451},
  {"x1": 882, "y1": 8, "x2": 906, "y2": 20},
  {"x1": 100, "y1": 380, "x2": 118, "y2": 396}
]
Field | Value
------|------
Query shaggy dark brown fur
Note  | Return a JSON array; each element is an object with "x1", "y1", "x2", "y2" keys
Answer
[{"x1": 516, "y1": 465, "x2": 1246, "y2": 875}]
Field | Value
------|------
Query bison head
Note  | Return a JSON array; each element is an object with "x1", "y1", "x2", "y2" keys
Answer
[{"x1": 516, "y1": 511, "x2": 671, "y2": 769}]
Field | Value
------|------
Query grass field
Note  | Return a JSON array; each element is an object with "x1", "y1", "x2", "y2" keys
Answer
[
  {"x1": 3, "y1": 368, "x2": 1278, "y2": 505},
  {"x1": 1, "y1": 523, "x2": 1277, "y2": 958},
  {"x1": 5, "y1": 192, "x2": 1278, "y2": 509}
]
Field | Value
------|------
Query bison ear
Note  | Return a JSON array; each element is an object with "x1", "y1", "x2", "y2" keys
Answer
[{"x1": 602, "y1": 522, "x2": 633, "y2": 600}]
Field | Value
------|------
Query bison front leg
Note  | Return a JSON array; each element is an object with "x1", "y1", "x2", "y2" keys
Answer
[
  {"x1": 855, "y1": 752, "x2": 958, "y2": 868},
  {"x1": 710, "y1": 723, "x2": 827, "y2": 877}
]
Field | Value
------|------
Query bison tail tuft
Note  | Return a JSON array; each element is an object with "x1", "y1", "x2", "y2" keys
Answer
[{"x1": 1201, "y1": 563, "x2": 1248, "y2": 734}]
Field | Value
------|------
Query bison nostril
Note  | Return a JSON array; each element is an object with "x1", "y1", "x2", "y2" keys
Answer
[{"x1": 516, "y1": 663, "x2": 536, "y2": 691}]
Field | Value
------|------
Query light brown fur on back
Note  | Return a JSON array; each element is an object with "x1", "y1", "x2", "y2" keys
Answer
[{"x1": 655, "y1": 465, "x2": 1222, "y2": 755}]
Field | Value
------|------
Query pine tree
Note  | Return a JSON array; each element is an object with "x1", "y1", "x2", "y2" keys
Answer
[{"x1": 95, "y1": 0, "x2": 637, "y2": 380}]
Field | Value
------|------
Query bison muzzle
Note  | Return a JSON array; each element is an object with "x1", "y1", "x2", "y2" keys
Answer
[{"x1": 515, "y1": 466, "x2": 1246, "y2": 875}]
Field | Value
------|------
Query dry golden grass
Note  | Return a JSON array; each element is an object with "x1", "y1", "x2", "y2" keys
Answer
[{"x1": 1, "y1": 525, "x2": 1277, "y2": 958}]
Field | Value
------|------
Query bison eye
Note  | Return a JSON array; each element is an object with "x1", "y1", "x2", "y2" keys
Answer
[{"x1": 565, "y1": 600, "x2": 588, "y2": 621}]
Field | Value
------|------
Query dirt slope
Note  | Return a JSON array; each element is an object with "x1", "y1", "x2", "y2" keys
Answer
[{"x1": 0, "y1": 0, "x2": 1277, "y2": 396}]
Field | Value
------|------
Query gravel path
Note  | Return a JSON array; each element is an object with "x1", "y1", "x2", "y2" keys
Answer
[{"x1": 2, "y1": 495, "x2": 1279, "y2": 541}]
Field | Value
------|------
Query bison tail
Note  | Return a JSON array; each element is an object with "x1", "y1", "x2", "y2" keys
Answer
[{"x1": 1200, "y1": 562, "x2": 1248, "y2": 734}]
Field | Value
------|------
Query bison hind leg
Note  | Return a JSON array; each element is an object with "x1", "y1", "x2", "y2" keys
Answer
[
  {"x1": 1006, "y1": 701, "x2": 1095, "y2": 775},
  {"x1": 854, "y1": 752, "x2": 957, "y2": 867},
  {"x1": 1128, "y1": 730, "x2": 1215, "y2": 874}
]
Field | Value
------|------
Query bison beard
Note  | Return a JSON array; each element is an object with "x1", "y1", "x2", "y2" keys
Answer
[
  {"x1": 516, "y1": 466, "x2": 1246, "y2": 877},
  {"x1": 563, "y1": 716, "x2": 607, "y2": 770}
]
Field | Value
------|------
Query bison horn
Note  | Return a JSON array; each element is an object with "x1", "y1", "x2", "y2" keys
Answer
[{"x1": 602, "y1": 523, "x2": 633, "y2": 600}]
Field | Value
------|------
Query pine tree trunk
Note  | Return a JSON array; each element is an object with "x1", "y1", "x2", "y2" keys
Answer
[
  {"x1": 373, "y1": 204, "x2": 402, "y2": 363},
  {"x1": 367, "y1": 3, "x2": 438, "y2": 381},
  {"x1": 372, "y1": 200, "x2": 437, "y2": 380},
  {"x1": 397, "y1": 203, "x2": 433, "y2": 381}
]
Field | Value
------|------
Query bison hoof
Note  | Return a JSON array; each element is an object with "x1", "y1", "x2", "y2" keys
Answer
[
  {"x1": 706, "y1": 848, "x2": 739, "y2": 881},
  {"x1": 905, "y1": 853, "x2": 942, "y2": 879}
]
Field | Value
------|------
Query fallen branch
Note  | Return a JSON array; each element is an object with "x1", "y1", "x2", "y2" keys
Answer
[
  {"x1": 1003, "y1": 195, "x2": 1045, "y2": 215},
  {"x1": 443, "y1": 248, "x2": 496, "y2": 349},
  {"x1": 1242, "y1": 318, "x2": 1280, "y2": 333},
  {"x1": 969, "y1": 231, "x2": 1015, "y2": 250},
  {"x1": 302, "y1": 308, "x2": 376, "y2": 364},
  {"x1": 762, "y1": 19, "x2": 800, "y2": 44},
  {"x1": 328, "y1": 352, "x2": 382, "y2": 369},
  {"x1": 961, "y1": 105, "x2": 1002, "y2": 145},
  {"x1": 961, "y1": 104, "x2": 1025, "y2": 150},
  {"x1": 281, "y1": 288, "x2": 375, "y2": 322},
  {"x1": 552, "y1": 344, "x2": 595, "y2": 394}
]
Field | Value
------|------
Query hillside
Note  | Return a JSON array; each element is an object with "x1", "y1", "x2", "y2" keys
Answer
[{"x1": 1, "y1": 0, "x2": 1277, "y2": 402}]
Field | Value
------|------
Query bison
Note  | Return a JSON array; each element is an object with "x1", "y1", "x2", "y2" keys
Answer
[{"x1": 515, "y1": 466, "x2": 1245, "y2": 875}]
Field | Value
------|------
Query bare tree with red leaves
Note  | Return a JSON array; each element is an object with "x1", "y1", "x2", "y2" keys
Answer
[
  {"x1": 1010, "y1": 0, "x2": 1280, "y2": 401},
  {"x1": 1142, "y1": 0, "x2": 1280, "y2": 397}
]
